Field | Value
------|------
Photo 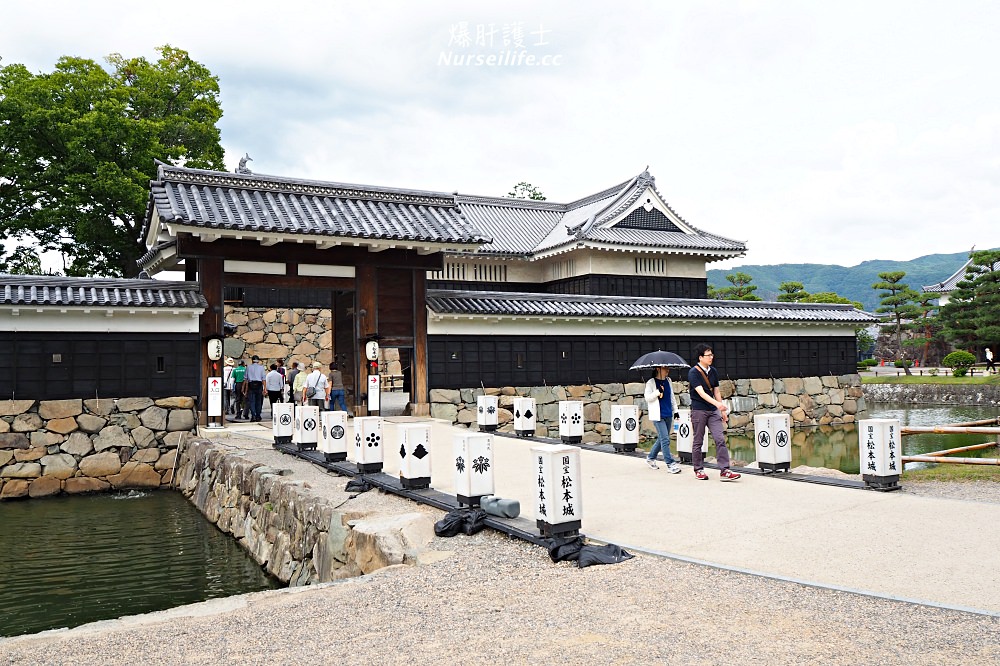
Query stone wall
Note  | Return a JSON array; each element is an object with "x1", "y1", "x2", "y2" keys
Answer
[
  {"x1": 223, "y1": 306, "x2": 402, "y2": 377},
  {"x1": 430, "y1": 374, "x2": 866, "y2": 443},
  {"x1": 863, "y1": 383, "x2": 1000, "y2": 406},
  {"x1": 173, "y1": 438, "x2": 434, "y2": 585},
  {"x1": 0, "y1": 397, "x2": 197, "y2": 500}
]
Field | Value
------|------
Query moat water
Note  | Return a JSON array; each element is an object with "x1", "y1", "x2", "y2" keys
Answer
[
  {"x1": 0, "y1": 490, "x2": 280, "y2": 638},
  {"x1": 1, "y1": 401, "x2": 995, "y2": 638}
]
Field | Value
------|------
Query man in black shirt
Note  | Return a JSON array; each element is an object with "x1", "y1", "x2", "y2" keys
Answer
[{"x1": 687, "y1": 343, "x2": 740, "y2": 481}]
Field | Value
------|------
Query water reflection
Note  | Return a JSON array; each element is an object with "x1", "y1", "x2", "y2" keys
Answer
[
  {"x1": 0, "y1": 490, "x2": 280, "y2": 638},
  {"x1": 717, "y1": 402, "x2": 1000, "y2": 474}
]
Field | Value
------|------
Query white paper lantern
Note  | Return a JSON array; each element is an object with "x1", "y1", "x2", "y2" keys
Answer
[
  {"x1": 454, "y1": 432, "x2": 494, "y2": 506},
  {"x1": 611, "y1": 404, "x2": 640, "y2": 451},
  {"x1": 354, "y1": 416, "x2": 384, "y2": 474},
  {"x1": 859, "y1": 418, "x2": 902, "y2": 490},
  {"x1": 753, "y1": 413, "x2": 791, "y2": 473},
  {"x1": 477, "y1": 395, "x2": 499, "y2": 432},
  {"x1": 513, "y1": 397, "x2": 536, "y2": 437},
  {"x1": 558, "y1": 401, "x2": 584, "y2": 444},
  {"x1": 271, "y1": 402, "x2": 294, "y2": 446},
  {"x1": 399, "y1": 423, "x2": 432, "y2": 489},
  {"x1": 319, "y1": 411, "x2": 349, "y2": 462},
  {"x1": 531, "y1": 444, "x2": 582, "y2": 537},
  {"x1": 294, "y1": 405, "x2": 319, "y2": 452}
]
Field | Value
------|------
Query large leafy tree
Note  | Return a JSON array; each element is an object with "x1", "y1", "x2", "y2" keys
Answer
[
  {"x1": 872, "y1": 271, "x2": 921, "y2": 371},
  {"x1": 0, "y1": 45, "x2": 225, "y2": 277},
  {"x1": 939, "y1": 250, "x2": 1000, "y2": 351},
  {"x1": 717, "y1": 271, "x2": 762, "y2": 301}
]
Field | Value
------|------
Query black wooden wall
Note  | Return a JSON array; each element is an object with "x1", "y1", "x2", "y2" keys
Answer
[
  {"x1": 0, "y1": 333, "x2": 201, "y2": 400},
  {"x1": 428, "y1": 334, "x2": 857, "y2": 389}
]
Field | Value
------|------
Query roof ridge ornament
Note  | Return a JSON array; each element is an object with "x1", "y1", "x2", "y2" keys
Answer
[{"x1": 236, "y1": 153, "x2": 253, "y2": 175}]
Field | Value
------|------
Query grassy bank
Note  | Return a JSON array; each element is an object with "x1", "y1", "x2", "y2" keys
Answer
[
  {"x1": 862, "y1": 374, "x2": 1000, "y2": 385},
  {"x1": 905, "y1": 462, "x2": 1000, "y2": 482}
]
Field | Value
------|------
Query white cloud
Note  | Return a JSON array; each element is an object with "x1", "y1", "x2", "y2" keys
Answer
[{"x1": 2, "y1": 0, "x2": 998, "y2": 271}]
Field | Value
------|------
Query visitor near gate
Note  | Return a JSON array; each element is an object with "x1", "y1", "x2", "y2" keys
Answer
[
  {"x1": 286, "y1": 362, "x2": 301, "y2": 405},
  {"x1": 245, "y1": 355, "x2": 267, "y2": 422},
  {"x1": 232, "y1": 359, "x2": 247, "y2": 417},
  {"x1": 644, "y1": 366, "x2": 681, "y2": 473},
  {"x1": 687, "y1": 343, "x2": 740, "y2": 481},
  {"x1": 223, "y1": 357, "x2": 236, "y2": 414},
  {"x1": 303, "y1": 361, "x2": 328, "y2": 411},
  {"x1": 327, "y1": 363, "x2": 349, "y2": 414},
  {"x1": 293, "y1": 363, "x2": 308, "y2": 405},
  {"x1": 265, "y1": 363, "x2": 285, "y2": 407}
]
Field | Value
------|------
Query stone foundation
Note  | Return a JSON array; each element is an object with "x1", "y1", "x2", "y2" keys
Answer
[
  {"x1": 430, "y1": 374, "x2": 866, "y2": 443},
  {"x1": 0, "y1": 397, "x2": 197, "y2": 500},
  {"x1": 173, "y1": 438, "x2": 434, "y2": 585},
  {"x1": 863, "y1": 383, "x2": 1000, "y2": 406}
]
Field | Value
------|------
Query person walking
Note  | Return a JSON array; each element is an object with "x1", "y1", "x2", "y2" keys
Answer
[
  {"x1": 644, "y1": 365, "x2": 681, "y2": 473},
  {"x1": 223, "y1": 357, "x2": 236, "y2": 414},
  {"x1": 265, "y1": 363, "x2": 285, "y2": 407},
  {"x1": 245, "y1": 355, "x2": 267, "y2": 422},
  {"x1": 286, "y1": 362, "x2": 301, "y2": 405},
  {"x1": 302, "y1": 361, "x2": 328, "y2": 411},
  {"x1": 232, "y1": 359, "x2": 248, "y2": 419},
  {"x1": 986, "y1": 347, "x2": 996, "y2": 374},
  {"x1": 688, "y1": 343, "x2": 740, "y2": 481},
  {"x1": 327, "y1": 363, "x2": 349, "y2": 413}
]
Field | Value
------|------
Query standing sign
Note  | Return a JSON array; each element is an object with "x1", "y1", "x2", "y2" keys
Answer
[
  {"x1": 859, "y1": 418, "x2": 902, "y2": 491},
  {"x1": 367, "y1": 374, "x2": 380, "y2": 412},
  {"x1": 207, "y1": 377, "x2": 223, "y2": 418},
  {"x1": 532, "y1": 443, "x2": 582, "y2": 538}
]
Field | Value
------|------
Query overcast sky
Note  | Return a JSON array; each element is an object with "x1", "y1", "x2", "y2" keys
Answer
[{"x1": 2, "y1": 0, "x2": 997, "y2": 270}]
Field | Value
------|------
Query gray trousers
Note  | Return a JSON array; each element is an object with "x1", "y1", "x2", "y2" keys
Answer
[{"x1": 691, "y1": 408, "x2": 730, "y2": 472}]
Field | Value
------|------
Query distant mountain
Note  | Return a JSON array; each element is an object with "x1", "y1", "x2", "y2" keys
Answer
[{"x1": 707, "y1": 251, "x2": 975, "y2": 312}]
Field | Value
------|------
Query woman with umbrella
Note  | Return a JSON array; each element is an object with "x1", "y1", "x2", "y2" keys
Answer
[{"x1": 632, "y1": 351, "x2": 686, "y2": 473}]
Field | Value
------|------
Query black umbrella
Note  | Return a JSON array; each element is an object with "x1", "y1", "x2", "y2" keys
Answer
[{"x1": 629, "y1": 350, "x2": 690, "y2": 370}]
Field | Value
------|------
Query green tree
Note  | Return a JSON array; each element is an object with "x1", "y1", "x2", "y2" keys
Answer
[
  {"x1": 717, "y1": 272, "x2": 762, "y2": 301},
  {"x1": 777, "y1": 281, "x2": 808, "y2": 302},
  {"x1": 507, "y1": 182, "x2": 546, "y2": 200},
  {"x1": 0, "y1": 246, "x2": 44, "y2": 275},
  {"x1": 872, "y1": 271, "x2": 921, "y2": 372},
  {"x1": 801, "y1": 291, "x2": 863, "y2": 309},
  {"x1": 0, "y1": 45, "x2": 225, "y2": 277},
  {"x1": 856, "y1": 327, "x2": 876, "y2": 357},
  {"x1": 903, "y1": 291, "x2": 941, "y2": 366},
  {"x1": 939, "y1": 250, "x2": 1000, "y2": 352}
]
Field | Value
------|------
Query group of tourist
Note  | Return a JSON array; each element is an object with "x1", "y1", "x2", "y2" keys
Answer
[
  {"x1": 644, "y1": 342, "x2": 741, "y2": 482},
  {"x1": 223, "y1": 356, "x2": 351, "y2": 421}
]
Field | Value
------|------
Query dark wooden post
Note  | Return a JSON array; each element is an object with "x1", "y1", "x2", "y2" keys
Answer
[
  {"x1": 412, "y1": 269, "x2": 430, "y2": 415},
  {"x1": 356, "y1": 264, "x2": 378, "y2": 416},
  {"x1": 198, "y1": 257, "x2": 224, "y2": 424}
]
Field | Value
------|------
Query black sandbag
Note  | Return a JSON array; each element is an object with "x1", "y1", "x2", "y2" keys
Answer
[
  {"x1": 547, "y1": 536, "x2": 584, "y2": 562},
  {"x1": 345, "y1": 477, "x2": 372, "y2": 493},
  {"x1": 462, "y1": 508, "x2": 488, "y2": 535},
  {"x1": 434, "y1": 509, "x2": 468, "y2": 537},
  {"x1": 577, "y1": 543, "x2": 634, "y2": 568}
]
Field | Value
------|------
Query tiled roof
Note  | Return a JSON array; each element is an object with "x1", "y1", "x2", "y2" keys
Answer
[
  {"x1": 922, "y1": 257, "x2": 975, "y2": 293},
  {"x1": 0, "y1": 274, "x2": 206, "y2": 309},
  {"x1": 146, "y1": 164, "x2": 492, "y2": 246},
  {"x1": 427, "y1": 289, "x2": 876, "y2": 324}
]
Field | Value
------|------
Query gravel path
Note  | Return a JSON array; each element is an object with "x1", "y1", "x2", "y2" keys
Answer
[{"x1": 2, "y1": 439, "x2": 998, "y2": 664}]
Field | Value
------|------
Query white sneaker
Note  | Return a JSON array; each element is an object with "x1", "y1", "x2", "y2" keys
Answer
[
  {"x1": 667, "y1": 463, "x2": 682, "y2": 474},
  {"x1": 645, "y1": 459, "x2": 658, "y2": 469}
]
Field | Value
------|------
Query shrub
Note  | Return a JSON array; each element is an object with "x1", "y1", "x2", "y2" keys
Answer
[
  {"x1": 893, "y1": 360, "x2": 912, "y2": 368},
  {"x1": 942, "y1": 350, "x2": 976, "y2": 369},
  {"x1": 953, "y1": 367, "x2": 969, "y2": 377},
  {"x1": 860, "y1": 359, "x2": 878, "y2": 367},
  {"x1": 928, "y1": 368, "x2": 939, "y2": 376}
]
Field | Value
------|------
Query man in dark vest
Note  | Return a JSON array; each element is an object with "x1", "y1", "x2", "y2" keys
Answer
[{"x1": 687, "y1": 343, "x2": 740, "y2": 481}]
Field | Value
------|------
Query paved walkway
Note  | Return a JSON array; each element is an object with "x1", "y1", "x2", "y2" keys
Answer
[{"x1": 214, "y1": 415, "x2": 1000, "y2": 616}]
